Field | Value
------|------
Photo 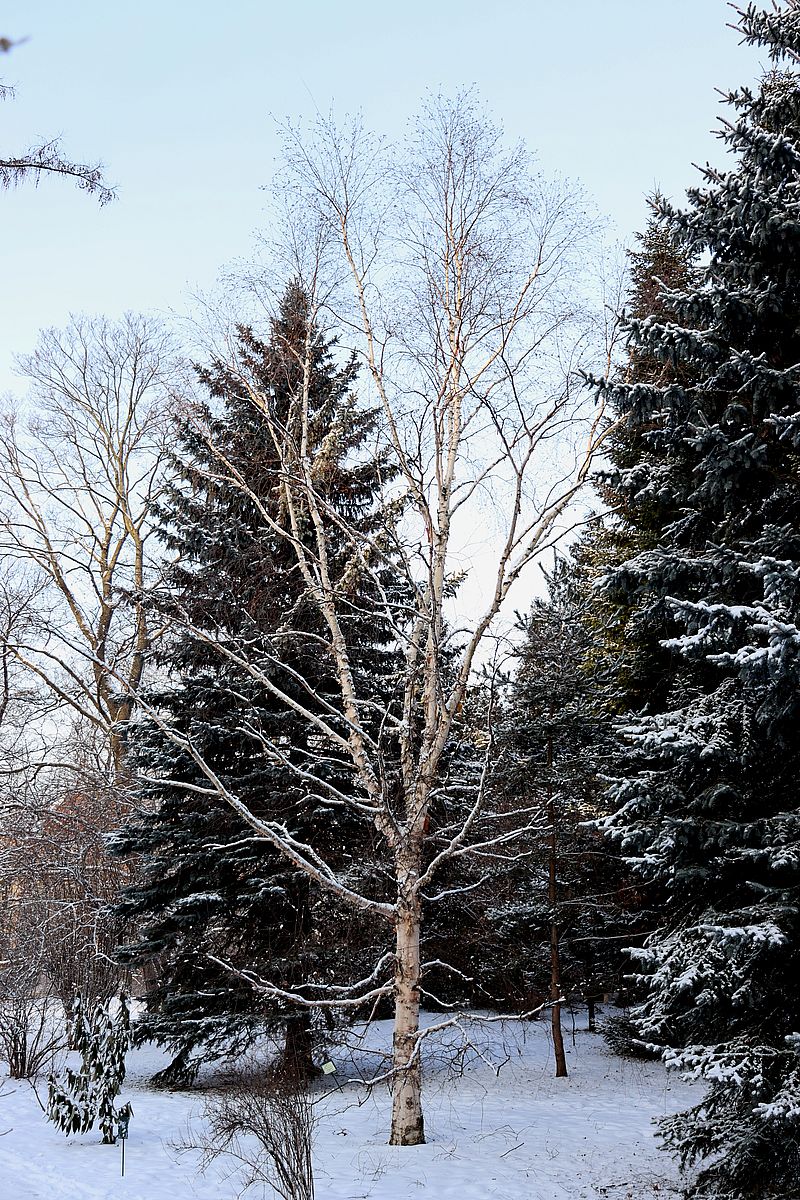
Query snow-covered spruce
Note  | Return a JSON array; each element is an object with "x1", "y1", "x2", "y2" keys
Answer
[
  {"x1": 596, "y1": 5, "x2": 800, "y2": 1197},
  {"x1": 108, "y1": 283, "x2": 400, "y2": 1085},
  {"x1": 493, "y1": 557, "x2": 642, "y2": 1061}
]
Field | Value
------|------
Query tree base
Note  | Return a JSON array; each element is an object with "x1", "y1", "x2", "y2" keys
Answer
[{"x1": 389, "y1": 1113, "x2": 425, "y2": 1146}]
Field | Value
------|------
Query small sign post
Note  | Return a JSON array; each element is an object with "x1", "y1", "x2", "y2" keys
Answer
[
  {"x1": 321, "y1": 1060, "x2": 344, "y2": 1095},
  {"x1": 117, "y1": 1103, "x2": 133, "y2": 1177}
]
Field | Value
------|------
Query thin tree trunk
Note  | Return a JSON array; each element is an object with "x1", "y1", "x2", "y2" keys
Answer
[
  {"x1": 140, "y1": 957, "x2": 162, "y2": 1001},
  {"x1": 547, "y1": 732, "x2": 568, "y2": 1078},
  {"x1": 279, "y1": 877, "x2": 319, "y2": 1080},
  {"x1": 389, "y1": 856, "x2": 424, "y2": 1146},
  {"x1": 282, "y1": 1012, "x2": 318, "y2": 1081}
]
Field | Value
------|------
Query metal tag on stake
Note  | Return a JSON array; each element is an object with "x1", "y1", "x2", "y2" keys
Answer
[
  {"x1": 321, "y1": 1059, "x2": 345, "y2": 1095},
  {"x1": 117, "y1": 1103, "x2": 133, "y2": 1176}
]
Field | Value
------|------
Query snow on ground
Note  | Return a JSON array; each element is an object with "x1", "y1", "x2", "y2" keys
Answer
[{"x1": 0, "y1": 1011, "x2": 700, "y2": 1200}]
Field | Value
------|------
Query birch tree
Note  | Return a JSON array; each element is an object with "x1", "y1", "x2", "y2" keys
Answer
[{"x1": 129, "y1": 94, "x2": 617, "y2": 1145}]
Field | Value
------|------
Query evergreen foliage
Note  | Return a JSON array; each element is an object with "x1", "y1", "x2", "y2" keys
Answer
[
  {"x1": 598, "y1": 6, "x2": 800, "y2": 1195},
  {"x1": 47, "y1": 993, "x2": 131, "y2": 1143},
  {"x1": 588, "y1": 218, "x2": 699, "y2": 716},
  {"x1": 405, "y1": 695, "x2": 505, "y2": 1009},
  {"x1": 110, "y1": 283, "x2": 396, "y2": 1083},
  {"x1": 493, "y1": 560, "x2": 637, "y2": 1012}
]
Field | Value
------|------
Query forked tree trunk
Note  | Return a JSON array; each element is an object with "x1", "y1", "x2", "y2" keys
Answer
[{"x1": 389, "y1": 857, "x2": 425, "y2": 1146}]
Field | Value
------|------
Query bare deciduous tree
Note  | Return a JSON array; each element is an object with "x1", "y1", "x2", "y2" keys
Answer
[
  {"x1": 119, "y1": 95, "x2": 620, "y2": 1145},
  {"x1": 0, "y1": 734, "x2": 127, "y2": 1026},
  {"x1": 0, "y1": 313, "x2": 176, "y2": 775},
  {"x1": 0, "y1": 570, "x2": 47, "y2": 769},
  {"x1": 31, "y1": 772, "x2": 128, "y2": 1012}
]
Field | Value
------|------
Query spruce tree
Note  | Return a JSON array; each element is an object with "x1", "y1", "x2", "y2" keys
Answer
[
  {"x1": 587, "y1": 216, "x2": 699, "y2": 717},
  {"x1": 111, "y1": 283, "x2": 396, "y2": 1083},
  {"x1": 599, "y1": 6, "x2": 800, "y2": 1195},
  {"x1": 493, "y1": 561, "x2": 637, "y2": 1042},
  {"x1": 488, "y1": 229, "x2": 696, "y2": 1029}
]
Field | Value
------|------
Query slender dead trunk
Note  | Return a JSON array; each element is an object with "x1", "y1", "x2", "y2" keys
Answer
[
  {"x1": 390, "y1": 853, "x2": 424, "y2": 1146},
  {"x1": 547, "y1": 732, "x2": 568, "y2": 1078}
]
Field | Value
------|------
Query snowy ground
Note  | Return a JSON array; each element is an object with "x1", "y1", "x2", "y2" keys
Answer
[{"x1": 0, "y1": 1011, "x2": 700, "y2": 1200}]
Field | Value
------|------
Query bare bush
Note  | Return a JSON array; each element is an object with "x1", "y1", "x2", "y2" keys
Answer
[
  {"x1": 28, "y1": 778, "x2": 127, "y2": 1013},
  {"x1": 0, "y1": 888, "x2": 65, "y2": 1079},
  {"x1": 0, "y1": 749, "x2": 127, "y2": 1020},
  {"x1": 184, "y1": 1063, "x2": 316, "y2": 1200}
]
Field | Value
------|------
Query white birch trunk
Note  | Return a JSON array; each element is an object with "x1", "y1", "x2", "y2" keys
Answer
[{"x1": 390, "y1": 853, "x2": 425, "y2": 1146}]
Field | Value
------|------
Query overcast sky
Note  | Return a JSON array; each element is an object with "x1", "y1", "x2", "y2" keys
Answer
[{"x1": 1, "y1": 0, "x2": 764, "y2": 396}]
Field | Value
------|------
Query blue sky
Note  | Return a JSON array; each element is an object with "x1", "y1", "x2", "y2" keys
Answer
[{"x1": 1, "y1": 1, "x2": 763, "y2": 394}]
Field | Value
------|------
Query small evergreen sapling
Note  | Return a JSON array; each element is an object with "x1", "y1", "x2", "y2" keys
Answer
[{"x1": 47, "y1": 993, "x2": 132, "y2": 1143}]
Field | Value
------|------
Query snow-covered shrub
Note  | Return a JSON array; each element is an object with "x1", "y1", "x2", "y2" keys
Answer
[{"x1": 47, "y1": 992, "x2": 131, "y2": 1143}]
